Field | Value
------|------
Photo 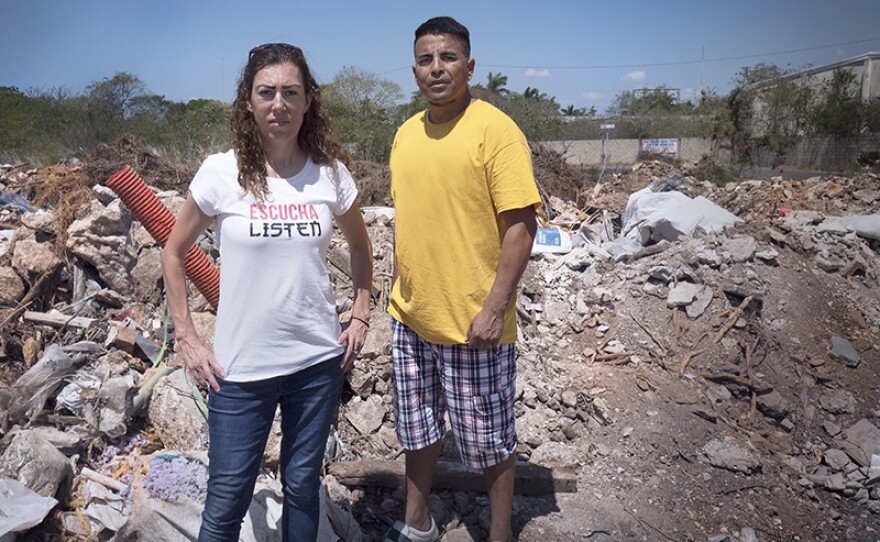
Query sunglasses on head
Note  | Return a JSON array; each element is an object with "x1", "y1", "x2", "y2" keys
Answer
[{"x1": 248, "y1": 43, "x2": 301, "y2": 60}]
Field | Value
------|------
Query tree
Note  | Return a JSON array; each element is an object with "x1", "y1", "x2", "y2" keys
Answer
[
  {"x1": 725, "y1": 63, "x2": 811, "y2": 160},
  {"x1": 560, "y1": 104, "x2": 585, "y2": 116},
  {"x1": 523, "y1": 86, "x2": 548, "y2": 102},
  {"x1": 485, "y1": 72, "x2": 509, "y2": 95},
  {"x1": 811, "y1": 68, "x2": 863, "y2": 136},
  {"x1": 323, "y1": 67, "x2": 404, "y2": 160},
  {"x1": 85, "y1": 72, "x2": 151, "y2": 142}
]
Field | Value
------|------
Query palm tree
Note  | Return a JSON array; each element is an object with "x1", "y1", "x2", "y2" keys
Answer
[
  {"x1": 524, "y1": 86, "x2": 548, "y2": 102},
  {"x1": 486, "y1": 72, "x2": 509, "y2": 95},
  {"x1": 561, "y1": 104, "x2": 585, "y2": 116}
]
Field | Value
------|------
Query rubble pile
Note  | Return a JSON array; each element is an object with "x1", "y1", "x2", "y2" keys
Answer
[{"x1": 1, "y1": 147, "x2": 879, "y2": 541}]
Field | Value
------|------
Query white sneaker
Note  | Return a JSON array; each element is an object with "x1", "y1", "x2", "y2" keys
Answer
[{"x1": 383, "y1": 516, "x2": 439, "y2": 542}]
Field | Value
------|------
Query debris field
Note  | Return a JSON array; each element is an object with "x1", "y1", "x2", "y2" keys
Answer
[{"x1": 1, "y1": 139, "x2": 879, "y2": 542}]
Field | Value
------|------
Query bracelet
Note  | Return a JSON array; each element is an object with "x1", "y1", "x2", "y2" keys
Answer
[{"x1": 350, "y1": 316, "x2": 370, "y2": 327}]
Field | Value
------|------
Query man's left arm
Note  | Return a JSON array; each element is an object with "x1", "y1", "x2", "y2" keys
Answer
[{"x1": 465, "y1": 205, "x2": 537, "y2": 349}]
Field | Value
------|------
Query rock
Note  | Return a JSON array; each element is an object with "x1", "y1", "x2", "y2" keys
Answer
[
  {"x1": 530, "y1": 441, "x2": 581, "y2": 467},
  {"x1": 824, "y1": 421, "x2": 842, "y2": 437},
  {"x1": 0, "y1": 266, "x2": 25, "y2": 305},
  {"x1": 442, "y1": 525, "x2": 478, "y2": 542},
  {"x1": 20, "y1": 209, "x2": 56, "y2": 233},
  {"x1": 130, "y1": 246, "x2": 164, "y2": 303},
  {"x1": 829, "y1": 336, "x2": 861, "y2": 367},
  {"x1": 819, "y1": 389, "x2": 856, "y2": 415},
  {"x1": 755, "y1": 248, "x2": 779, "y2": 262},
  {"x1": 347, "y1": 365, "x2": 376, "y2": 398},
  {"x1": 29, "y1": 426, "x2": 82, "y2": 456},
  {"x1": 686, "y1": 285, "x2": 714, "y2": 319},
  {"x1": 11, "y1": 239, "x2": 62, "y2": 277},
  {"x1": 666, "y1": 282, "x2": 704, "y2": 308},
  {"x1": 702, "y1": 437, "x2": 761, "y2": 473},
  {"x1": 838, "y1": 419, "x2": 880, "y2": 467},
  {"x1": 190, "y1": 311, "x2": 216, "y2": 346},
  {"x1": 815, "y1": 253, "x2": 843, "y2": 273},
  {"x1": 756, "y1": 390, "x2": 790, "y2": 420},
  {"x1": 824, "y1": 472, "x2": 846, "y2": 491},
  {"x1": 823, "y1": 449, "x2": 852, "y2": 472},
  {"x1": 853, "y1": 189, "x2": 880, "y2": 204},
  {"x1": 66, "y1": 199, "x2": 137, "y2": 295},
  {"x1": 866, "y1": 454, "x2": 880, "y2": 485},
  {"x1": 560, "y1": 388, "x2": 579, "y2": 409},
  {"x1": 345, "y1": 395, "x2": 385, "y2": 435},
  {"x1": 0, "y1": 430, "x2": 72, "y2": 497},
  {"x1": 722, "y1": 236, "x2": 757, "y2": 263},
  {"x1": 360, "y1": 314, "x2": 391, "y2": 359},
  {"x1": 147, "y1": 368, "x2": 209, "y2": 451}
]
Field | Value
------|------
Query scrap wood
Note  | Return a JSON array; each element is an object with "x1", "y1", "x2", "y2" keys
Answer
[
  {"x1": 713, "y1": 295, "x2": 754, "y2": 343},
  {"x1": 596, "y1": 352, "x2": 631, "y2": 365},
  {"x1": 328, "y1": 458, "x2": 577, "y2": 495},
  {"x1": 677, "y1": 348, "x2": 706, "y2": 376},
  {"x1": 80, "y1": 467, "x2": 128, "y2": 492},
  {"x1": 629, "y1": 314, "x2": 668, "y2": 356},
  {"x1": 700, "y1": 371, "x2": 773, "y2": 394},
  {"x1": 23, "y1": 310, "x2": 96, "y2": 330}
]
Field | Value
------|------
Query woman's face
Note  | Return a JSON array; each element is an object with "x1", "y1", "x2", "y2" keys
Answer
[{"x1": 247, "y1": 62, "x2": 311, "y2": 147}]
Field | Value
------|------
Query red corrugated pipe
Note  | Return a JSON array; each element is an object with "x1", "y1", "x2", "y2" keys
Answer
[{"x1": 105, "y1": 165, "x2": 220, "y2": 310}]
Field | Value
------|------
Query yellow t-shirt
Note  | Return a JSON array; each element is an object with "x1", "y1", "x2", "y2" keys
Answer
[{"x1": 388, "y1": 100, "x2": 541, "y2": 344}]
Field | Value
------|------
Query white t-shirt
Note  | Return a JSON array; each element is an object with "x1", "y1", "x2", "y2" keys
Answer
[{"x1": 189, "y1": 150, "x2": 356, "y2": 381}]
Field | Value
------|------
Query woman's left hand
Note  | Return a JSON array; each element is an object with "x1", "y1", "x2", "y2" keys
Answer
[{"x1": 338, "y1": 317, "x2": 369, "y2": 372}]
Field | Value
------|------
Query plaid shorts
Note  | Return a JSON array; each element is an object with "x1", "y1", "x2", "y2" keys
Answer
[{"x1": 391, "y1": 318, "x2": 517, "y2": 469}]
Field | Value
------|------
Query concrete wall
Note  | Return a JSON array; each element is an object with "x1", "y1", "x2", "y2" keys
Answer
[
  {"x1": 543, "y1": 134, "x2": 880, "y2": 171},
  {"x1": 542, "y1": 138, "x2": 724, "y2": 166},
  {"x1": 755, "y1": 133, "x2": 880, "y2": 170}
]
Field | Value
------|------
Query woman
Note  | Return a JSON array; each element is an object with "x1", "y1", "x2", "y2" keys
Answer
[{"x1": 161, "y1": 43, "x2": 372, "y2": 542}]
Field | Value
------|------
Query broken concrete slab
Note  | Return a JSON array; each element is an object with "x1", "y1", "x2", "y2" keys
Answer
[
  {"x1": 830, "y1": 336, "x2": 861, "y2": 367},
  {"x1": 0, "y1": 266, "x2": 25, "y2": 305},
  {"x1": 721, "y1": 236, "x2": 757, "y2": 263},
  {"x1": 10, "y1": 238, "x2": 62, "y2": 277},
  {"x1": 0, "y1": 430, "x2": 73, "y2": 497},
  {"x1": 702, "y1": 437, "x2": 761, "y2": 473},
  {"x1": 686, "y1": 285, "x2": 714, "y2": 319},
  {"x1": 837, "y1": 419, "x2": 880, "y2": 467},
  {"x1": 146, "y1": 368, "x2": 209, "y2": 451},
  {"x1": 65, "y1": 199, "x2": 137, "y2": 295},
  {"x1": 345, "y1": 395, "x2": 386, "y2": 436},
  {"x1": 666, "y1": 282, "x2": 704, "y2": 308}
]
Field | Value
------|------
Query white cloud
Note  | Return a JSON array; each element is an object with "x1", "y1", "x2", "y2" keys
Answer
[
  {"x1": 621, "y1": 70, "x2": 646, "y2": 83},
  {"x1": 525, "y1": 68, "x2": 550, "y2": 78},
  {"x1": 580, "y1": 91, "x2": 602, "y2": 101}
]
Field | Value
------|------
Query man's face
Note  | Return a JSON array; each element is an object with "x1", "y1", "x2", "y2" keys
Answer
[{"x1": 412, "y1": 34, "x2": 474, "y2": 107}]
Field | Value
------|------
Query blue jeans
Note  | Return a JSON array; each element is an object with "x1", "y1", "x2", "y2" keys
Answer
[{"x1": 198, "y1": 356, "x2": 343, "y2": 542}]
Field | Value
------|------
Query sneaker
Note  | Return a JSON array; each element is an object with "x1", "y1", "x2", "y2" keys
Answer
[{"x1": 383, "y1": 517, "x2": 439, "y2": 542}]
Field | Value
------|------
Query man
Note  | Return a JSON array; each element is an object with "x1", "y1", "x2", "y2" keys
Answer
[{"x1": 385, "y1": 16, "x2": 540, "y2": 542}]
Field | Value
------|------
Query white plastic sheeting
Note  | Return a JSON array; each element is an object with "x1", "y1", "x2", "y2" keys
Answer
[
  {"x1": 0, "y1": 478, "x2": 58, "y2": 537},
  {"x1": 621, "y1": 187, "x2": 741, "y2": 245}
]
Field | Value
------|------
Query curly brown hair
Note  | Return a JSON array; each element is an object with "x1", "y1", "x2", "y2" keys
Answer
[{"x1": 231, "y1": 44, "x2": 348, "y2": 202}]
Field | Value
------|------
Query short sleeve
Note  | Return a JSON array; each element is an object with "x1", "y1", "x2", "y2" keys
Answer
[
  {"x1": 331, "y1": 160, "x2": 358, "y2": 215},
  {"x1": 188, "y1": 155, "x2": 225, "y2": 217},
  {"x1": 485, "y1": 122, "x2": 541, "y2": 214}
]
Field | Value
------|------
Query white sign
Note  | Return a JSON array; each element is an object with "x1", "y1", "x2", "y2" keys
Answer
[
  {"x1": 600, "y1": 123, "x2": 615, "y2": 130},
  {"x1": 641, "y1": 138, "x2": 679, "y2": 157}
]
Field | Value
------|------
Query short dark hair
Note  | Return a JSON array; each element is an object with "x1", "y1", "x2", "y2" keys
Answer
[{"x1": 414, "y1": 16, "x2": 470, "y2": 58}]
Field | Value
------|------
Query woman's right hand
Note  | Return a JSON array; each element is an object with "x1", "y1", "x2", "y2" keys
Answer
[{"x1": 177, "y1": 335, "x2": 224, "y2": 392}]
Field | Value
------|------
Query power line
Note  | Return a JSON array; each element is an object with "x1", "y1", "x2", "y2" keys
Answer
[{"x1": 479, "y1": 36, "x2": 880, "y2": 71}]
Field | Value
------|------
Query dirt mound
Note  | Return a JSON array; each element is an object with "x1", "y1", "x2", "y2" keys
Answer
[{"x1": 84, "y1": 134, "x2": 194, "y2": 193}]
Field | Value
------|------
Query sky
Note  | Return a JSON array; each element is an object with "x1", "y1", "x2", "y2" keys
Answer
[{"x1": 3, "y1": 0, "x2": 880, "y2": 114}]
